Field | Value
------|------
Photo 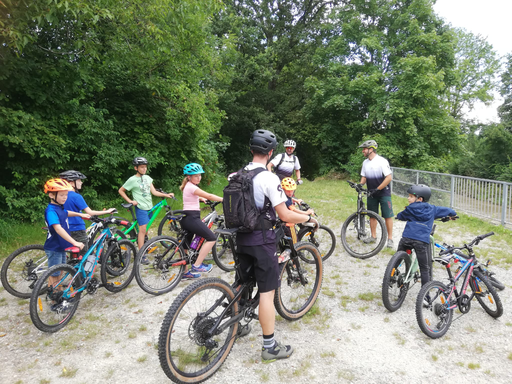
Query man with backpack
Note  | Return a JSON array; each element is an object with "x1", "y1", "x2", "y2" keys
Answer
[
  {"x1": 223, "y1": 129, "x2": 317, "y2": 362},
  {"x1": 267, "y1": 139, "x2": 302, "y2": 183}
]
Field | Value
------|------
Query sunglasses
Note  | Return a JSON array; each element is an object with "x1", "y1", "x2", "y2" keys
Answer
[{"x1": 286, "y1": 147, "x2": 294, "y2": 150}]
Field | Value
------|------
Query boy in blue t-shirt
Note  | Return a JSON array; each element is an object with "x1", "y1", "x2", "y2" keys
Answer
[
  {"x1": 44, "y1": 179, "x2": 90, "y2": 286},
  {"x1": 396, "y1": 184, "x2": 456, "y2": 286},
  {"x1": 60, "y1": 170, "x2": 116, "y2": 254}
]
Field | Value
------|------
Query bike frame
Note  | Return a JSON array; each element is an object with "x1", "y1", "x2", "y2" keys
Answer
[
  {"x1": 402, "y1": 234, "x2": 435, "y2": 285},
  {"x1": 122, "y1": 198, "x2": 171, "y2": 242}
]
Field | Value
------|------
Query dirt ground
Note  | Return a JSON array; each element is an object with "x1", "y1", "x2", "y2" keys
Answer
[{"x1": 1, "y1": 220, "x2": 511, "y2": 384}]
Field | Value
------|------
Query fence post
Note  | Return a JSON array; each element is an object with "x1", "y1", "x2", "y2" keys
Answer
[
  {"x1": 450, "y1": 176, "x2": 455, "y2": 209},
  {"x1": 502, "y1": 183, "x2": 509, "y2": 226},
  {"x1": 416, "y1": 170, "x2": 419, "y2": 185}
]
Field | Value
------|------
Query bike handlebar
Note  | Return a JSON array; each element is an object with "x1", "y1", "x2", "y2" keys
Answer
[{"x1": 438, "y1": 232, "x2": 494, "y2": 256}]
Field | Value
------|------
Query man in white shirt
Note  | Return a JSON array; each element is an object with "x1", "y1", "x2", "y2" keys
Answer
[
  {"x1": 267, "y1": 139, "x2": 302, "y2": 183},
  {"x1": 359, "y1": 139, "x2": 394, "y2": 248}
]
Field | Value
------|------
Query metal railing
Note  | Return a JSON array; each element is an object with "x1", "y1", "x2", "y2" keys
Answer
[{"x1": 391, "y1": 167, "x2": 512, "y2": 227}]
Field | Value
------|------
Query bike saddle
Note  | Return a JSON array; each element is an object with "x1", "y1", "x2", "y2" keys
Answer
[
  {"x1": 214, "y1": 227, "x2": 238, "y2": 236},
  {"x1": 121, "y1": 203, "x2": 133, "y2": 209}
]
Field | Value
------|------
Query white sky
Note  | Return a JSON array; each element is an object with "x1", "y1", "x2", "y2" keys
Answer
[{"x1": 433, "y1": 0, "x2": 511, "y2": 123}]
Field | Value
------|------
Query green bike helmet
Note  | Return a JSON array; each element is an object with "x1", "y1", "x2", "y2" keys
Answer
[{"x1": 184, "y1": 163, "x2": 205, "y2": 175}]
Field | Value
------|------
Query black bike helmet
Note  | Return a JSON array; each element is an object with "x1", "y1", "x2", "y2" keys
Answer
[
  {"x1": 250, "y1": 129, "x2": 277, "y2": 154},
  {"x1": 59, "y1": 170, "x2": 87, "y2": 181},
  {"x1": 407, "y1": 184, "x2": 431, "y2": 202},
  {"x1": 132, "y1": 157, "x2": 149, "y2": 166}
]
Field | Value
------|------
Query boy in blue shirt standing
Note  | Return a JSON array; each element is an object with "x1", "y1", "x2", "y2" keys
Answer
[
  {"x1": 60, "y1": 170, "x2": 116, "y2": 254},
  {"x1": 44, "y1": 179, "x2": 91, "y2": 286},
  {"x1": 396, "y1": 184, "x2": 457, "y2": 286}
]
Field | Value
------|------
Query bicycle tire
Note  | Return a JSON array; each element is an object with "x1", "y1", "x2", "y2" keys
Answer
[
  {"x1": 415, "y1": 280, "x2": 453, "y2": 339},
  {"x1": 135, "y1": 235, "x2": 186, "y2": 295},
  {"x1": 1, "y1": 244, "x2": 48, "y2": 298},
  {"x1": 297, "y1": 224, "x2": 336, "y2": 262},
  {"x1": 382, "y1": 251, "x2": 411, "y2": 312},
  {"x1": 212, "y1": 232, "x2": 236, "y2": 272},
  {"x1": 29, "y1": 264, "x2": 82, "y2": 333},
  {"x1": 100, "y1": 239, "x2": 137, "y2": 293},
  {"x1": 275, "y1": 241, "x2": 323, "y2": 321},
  {"x1": 470, "y1": 270, "x2": 503, "y2": 318},
  {"x1": 478, "y1": 267, "x2": 505, "y2": 291},
  {"x1": 340, "y1": 211, "x2": 387, "y2": 259},
  {"x1": 157, "y1": 214, "x2": 181, "y2": 239},
  {"x1": 159, "y1": 277, "x2": 238, "y2": 384}
]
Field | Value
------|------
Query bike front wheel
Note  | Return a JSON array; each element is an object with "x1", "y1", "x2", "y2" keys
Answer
[
  {"x1": 297, "y1": 224, "x2": 336, "y2": 262},
  {"x1": 159, "y1": 277, "x2": 238, "y2": 384},
  {"x1": 1, "y1": 244, "x2": 48, "y2": 298},
  {"x1": 275, "y1": 241, "x2": 323, "y2": 320},
  {"x1": 470, "y1": 270, "x2": 503, "y2": 318},
  {"x1": 29, "y1": 264, "x2": 82, "y2": 333},
  {"x1": 382, "y1": 251, "x2": 411, "y2": 312},
  {"x1": 415, "y1": 280, "x2": 453, "y2": 339},
  {"x1": 157, "y1": 214, "x2": 182, "y2": 239},
  {"x1": 100, "y1": 239, "x2": 136, "y2": 293},
  {"x1": 212, "y1": 232, "x2": 236, "y2": 272},
  {"x1": 135, "y1": 235, "x2": 186, "y2": 295},
  {"x1": 340, "y1": 211, "x2": 387, "y2": 259}
]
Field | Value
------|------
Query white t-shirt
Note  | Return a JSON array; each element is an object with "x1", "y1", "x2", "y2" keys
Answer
[
  {"x1": 244, "y1": 163, "x2": 287, "y2": 209},
  {"x1": 270, "y1": 153, "x2": 300, "y2": 174},
  {"x1": 361, "y1": 154, "x2": 392, "y2": 197}
]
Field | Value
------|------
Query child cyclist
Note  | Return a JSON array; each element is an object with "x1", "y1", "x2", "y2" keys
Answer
[
  {"x1": 118, "y1": 157, "x2": 175, "y2": 253},
  {"x1": 44, "y1": 179, "x2": 91, "y2": 286},
  {"x1": 60, "y1": 170, "x2": 116, "y2": 254},
  {"x1": 179, "y1": 163, "x2": 223, "y2": 279},
  {"x1": 396, "y1": 184, "x2": 457, "y2": 286}
]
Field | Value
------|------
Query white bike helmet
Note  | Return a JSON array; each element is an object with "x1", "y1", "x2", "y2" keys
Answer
[{"x1": 284, "y1": 140, "x2": 296, "y2": 148}]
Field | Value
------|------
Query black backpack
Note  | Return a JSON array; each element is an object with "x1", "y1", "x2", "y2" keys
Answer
[{"x1": 223, "y1": 167, "x2": 267, "y2": 232}]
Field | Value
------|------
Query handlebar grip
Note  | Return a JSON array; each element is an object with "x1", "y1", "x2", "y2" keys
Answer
[
  {"x1": 480, "y1": 232, "x2": 494, "y2": 239},
  {"x1": 438, "y1": 249, "x2": 451, "y2": 256}
]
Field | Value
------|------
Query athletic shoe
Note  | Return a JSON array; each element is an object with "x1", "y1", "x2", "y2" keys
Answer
[
  {"x1": 140, "y1": 256, "x2": 150, "y2": 265},
  {"x1": 387, "y1": 239, "x2": 394, "y2": 248},
  {"x1": 236, "y1": 323, "x2": 251, "y2": 339},
  {"x1": 191, "y1": 263, "x2": 213, "y2": 273},
  {"x1": 182, "y1": 271, "x2": 200, "y2": 279},
  {"x1": 363, "y1": 237, "x2": 376, "y2": 244},
  {"x1": 261, "y1": 341, "x2": 294, "y2": 362}
]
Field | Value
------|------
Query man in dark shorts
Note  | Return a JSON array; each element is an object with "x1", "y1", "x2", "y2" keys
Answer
[
  {"x1": 358, "y1": 139, "x2": 394, "y2": 248},
  {"x1": 236, "y1": 129, "x2": 317, "y2": 362}
]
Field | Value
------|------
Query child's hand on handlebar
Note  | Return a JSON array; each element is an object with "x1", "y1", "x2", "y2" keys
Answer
[
  {"x1": 80, "y1": 213, "x2": 91, "y2": 220},
  {"x1": 74, "y1": 242, "x2": 85, "y2": 250},
  {"x1": 165, "y1": 193, "x2": 175, "y2": 199}
]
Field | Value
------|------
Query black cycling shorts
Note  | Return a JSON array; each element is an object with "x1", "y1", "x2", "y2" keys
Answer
[
  {"x1": 180, "y1": 210, "x2": 216, "y2": 248},
  {"x1": 237, "y1": 243, "x2": 280, "y2": 293}
]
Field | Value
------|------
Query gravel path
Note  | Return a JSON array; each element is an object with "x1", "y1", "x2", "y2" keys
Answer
[{"x1": 1, "y1": 219, "x2": 511, "y2": 384}]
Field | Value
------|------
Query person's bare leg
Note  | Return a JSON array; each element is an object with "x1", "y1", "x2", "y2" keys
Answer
[{"x1": 193, "y1": 241, "x2": 215, "y2": 267}]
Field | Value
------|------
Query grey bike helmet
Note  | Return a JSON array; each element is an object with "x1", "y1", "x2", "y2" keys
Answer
[
  {"x1": 284, "y1": 139, "x2": 296, "y2": 148},
  {"x1": 132, "y1": 157, "x2": 149, "y2": 166},
  {"x1": 250, "y1": 129, "x2": 277, "y2": 154},
  {"x1": 59, "y1": 170, "x2": 87, "y2": 181},
  {"x1": 358, "y1": 140, "x2": 378, "y2": 149},
  {"x1": 407, "y1": 184, "x2": 431, "y2": 202}
]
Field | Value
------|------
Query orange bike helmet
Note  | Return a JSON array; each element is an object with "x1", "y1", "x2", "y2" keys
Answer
[
  {"x1": 281, "y1": 177, "x2": 297, "y2": 191},
  {"x1": 44, "y1": 178, "x2": 74, "y2": 193}
]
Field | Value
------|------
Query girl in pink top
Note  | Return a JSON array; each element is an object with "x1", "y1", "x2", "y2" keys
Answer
[{"x1": 179, "y1": 163, "x2": 223, "y2": 278}]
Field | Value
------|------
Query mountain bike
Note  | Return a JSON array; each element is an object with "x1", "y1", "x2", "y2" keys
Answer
[
  {"x1": 158, "y1": 220, "x2": 323, "y2": 383},
  {"x1": 415, "y1": 232, "x2": 503, "y2": 339},
  {"x1": 340, "y1": 181, "x2": 387, "y2": 259},
  {"x1": 295, "y1": 202, "x2": 336, "y2": 262},
  {"x1": 134, "y1": 201, "x2": 232, "y2": 295},
  {"x1": 29, "y1": 215, "x2": 137, "y2": 333},
  {"x1": 157, "y1": 200, "x2": 233, "y2": 271},
  {"x1": 381, "y1": 216, "x2": 457, "y2": 312}
]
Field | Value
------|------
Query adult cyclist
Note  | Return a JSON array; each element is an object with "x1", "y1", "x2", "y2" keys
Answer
[{"x1": 267, "y1": 139, "x2": 303, "y2": 183}]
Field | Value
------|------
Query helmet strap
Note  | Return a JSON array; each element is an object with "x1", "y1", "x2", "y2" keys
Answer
[{"x1": 50, "y1": 191, "x2": 64, "y2": 207}]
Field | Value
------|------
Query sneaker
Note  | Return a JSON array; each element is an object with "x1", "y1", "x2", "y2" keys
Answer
[
  {"x1": 141, "y1": 256, "x2": 150, "y2": 265},
  {"x1": 261, "y1": 341, "x2": 294, "y2": 362},
  {"x1": 191, "y1": 263, "x2": 213, "y2": 273},
  {"x1": 387, "y1": 239, "x2": 394, "y2": 248},
  {"x1": 182, "y1": 271, "x2": 200, "y2": 279},
  {"x1": 363, "y1": 237, "x2": 376, "y2": 244},
  {"x1": 236, "y1": 323, "x2": 251, "y2": 339}
]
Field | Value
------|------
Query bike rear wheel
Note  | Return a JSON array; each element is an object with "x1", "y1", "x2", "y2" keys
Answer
[
  {"x1": 135, "y1": 235, "x2": 185, "y2": 295},
  {"x1": 382, "y1": 251, "x2": 411, "y2": 312},
  {"x1": 275, "y1": 241, "x2": 323, "y2": 320},
  {"x1": 415, "y1": 280, "x2": 453, "y2": 339},
  {"x1": 157, "y1": 214, "x2": 182, "y2": 239},
  {"x1": 29, "y1": 264, "x2": 82, "y2": 333},
  {"x1": 100, "y1": 239, "x2": 136, "y2": 293},
  {"x1": 159, "y1": 277, "x2": 238, "y2": 384},
  {"x1": 340, "y1": 211, "x2": 387, "y2": 259},
  {"x1": 470, "y1": 270, "x2": 503, "y2": 318},
  {"x1": 1, "y1": 244, "x2": 48, "y2": 298},
  {"x1": 212, "y1": 232, "x2": 236, "y2": 272},
  {"x1": 297, "y1": 224, "x2": 336, "y2": 262}
]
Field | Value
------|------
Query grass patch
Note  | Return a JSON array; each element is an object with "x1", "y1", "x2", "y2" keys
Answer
[
  {"x1": 139, "y1": 324, "x2": 147, "y2": 332},
  {"x1": 59, "y1": 367, "x2": 78, "y2": 378},
  {"x1": 137, "y1": 355, "x2": 148, "y2": 363},
  {"x1": 468, "y1": 363, "x2": 480, "y2": 370},
  {"x1": 431, "y1": 355, "x2": 438, "y2": 361},
  {"x1": 393, "y1": 332, "x2": 406, "y2": 345},
  {"x1": 358, "y1": 292, "x2": 379, "y2": 301}
]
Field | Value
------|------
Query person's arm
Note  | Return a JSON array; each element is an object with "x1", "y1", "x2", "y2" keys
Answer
[
  {"x1": 360, "y1": 176, "x2": 367, "y2": 185},
  {"x1": 193, "y1": 188, "x2": 223, "y2": 202},
  {"x1": 67, "y1": 211, "x2": 91, "y2": 219},
  {"x1": 52, "y1": 224, "x2": 85, "y2": 249},
  {"x1": 295, "y1": 169, "x2": 301, "y2": 182},
  {"x1": 119, "y1": 186, "x2": 137, "y2": 206},
  {"x1": 267, "y1": 163, "x2": 274, "y2": 172},
  {"x1": 377, "y1": 174, "x2": 392, "y2": 190},
  {"x1": 83, "y1": 207, "x2": 116, "y2": 216},
  {"x1": 434, "y1": 206, "x2": 457, "y2": 219},
  {"x1": 150, "y1": 184, "x2": 175, "y2": 199}
]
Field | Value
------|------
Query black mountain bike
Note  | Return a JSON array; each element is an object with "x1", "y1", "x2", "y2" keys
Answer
[
  {"x1": 158, "y1": 221, "x2": 323, "y2": 383},
  {"x1": 340, "y1": 181, "x2": 387, "y2": 259}
]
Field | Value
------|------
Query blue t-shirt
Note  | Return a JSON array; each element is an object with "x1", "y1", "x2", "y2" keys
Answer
[
  {"x1": 64, "y1": 191, "x2": 88, "y2": 231},
  {"x1": 285, "y1": 196, "x2": 293, "y2": 209},
  {"x1": 44, "y1": 204, "x2": 73, "y2": 251}
]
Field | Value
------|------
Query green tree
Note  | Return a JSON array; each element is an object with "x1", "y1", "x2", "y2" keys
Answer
[{"x1": 498, "y1": 54, "x2": 512, "y2": 131}]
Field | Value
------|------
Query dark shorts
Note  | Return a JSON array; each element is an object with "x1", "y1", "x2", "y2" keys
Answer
[
  {"x1": 70, "y1": 230, "x2": 89, "y2": 255},
  {"x1": 367, "y1": 195, "x2": 394, "y2": 218},
  {"x1": 135, "y1": 207, "x2": 153, "y2": 227},
  {"x1": 237, "y1": 243, "x2": 280, "y2": 293},
  {"x1": 181, "y1": 211, "x2": 216, "y2": 249}
]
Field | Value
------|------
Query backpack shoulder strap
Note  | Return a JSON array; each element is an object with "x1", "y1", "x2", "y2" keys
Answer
[{"x1": 275, "y1": 153, "x2": 286, "y2": 170}]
